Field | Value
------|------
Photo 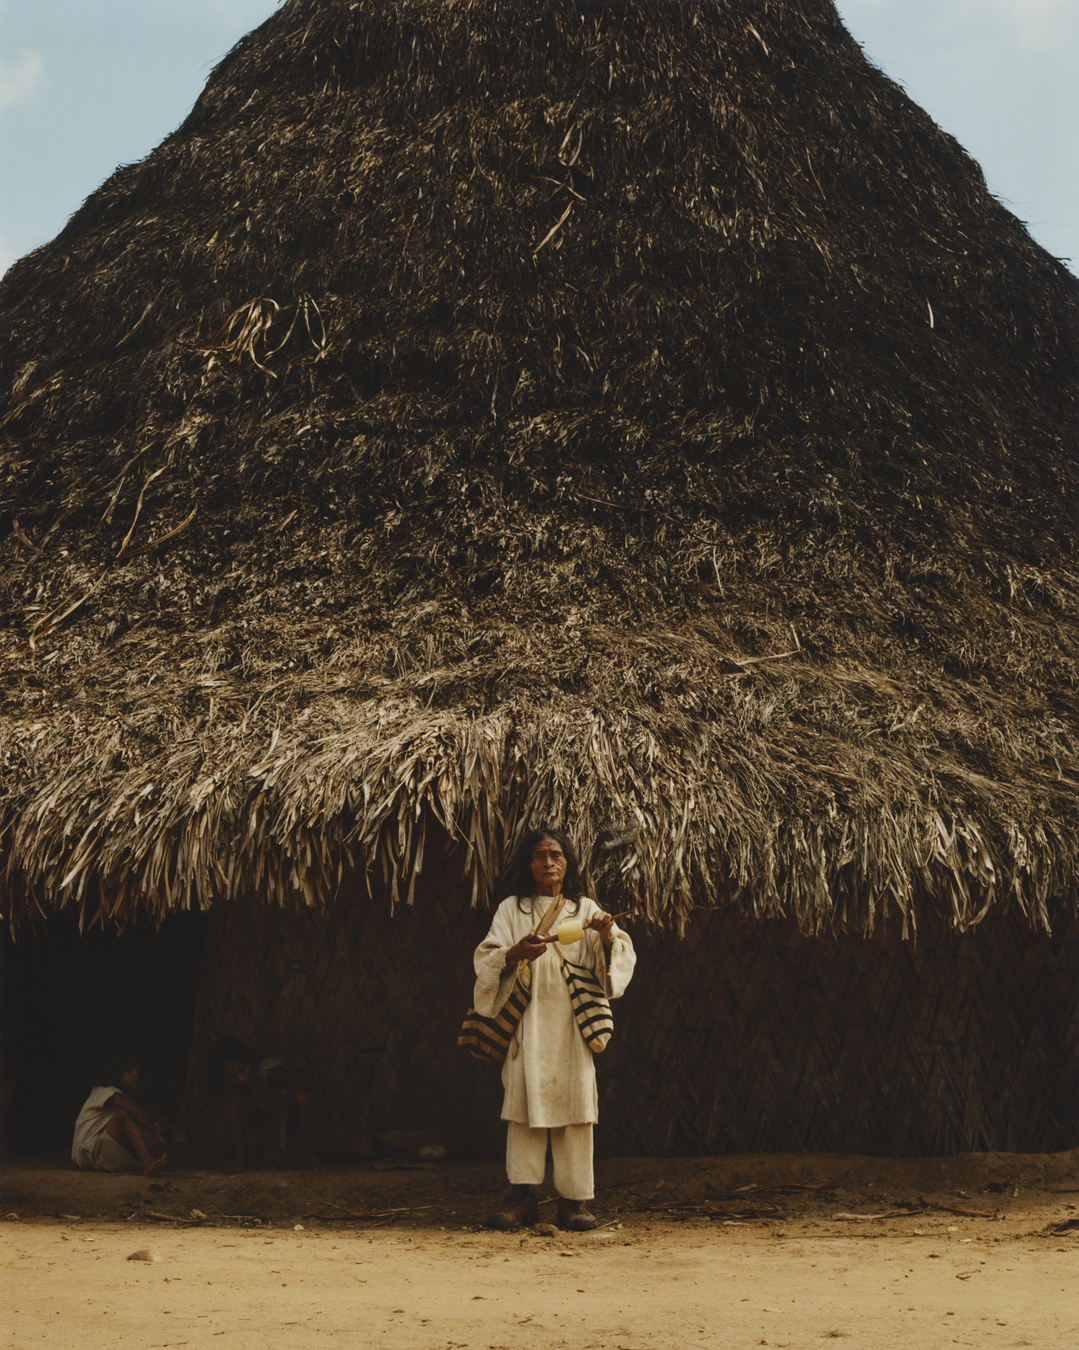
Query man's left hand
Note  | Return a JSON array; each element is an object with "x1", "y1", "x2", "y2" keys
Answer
[{"x1": 588, "y1": 910, "x2": 616, "y2": 944}]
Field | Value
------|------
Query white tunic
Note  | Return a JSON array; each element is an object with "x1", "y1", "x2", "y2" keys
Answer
[
  {"x1": 71, "y1": 1085, "x2": 121, "y2": 1166},
  {"x1": 473, "y1": 895, "x2": 636, "y2": 1127}
]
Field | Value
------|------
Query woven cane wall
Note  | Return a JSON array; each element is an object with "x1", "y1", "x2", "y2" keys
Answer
[
  {"x1": 186, "y1": 859, "x2": 1078, "y2": 1157},
  {"x1": 603, "y1": 906, "x2": 1078, "y2": 1157},
  {"x1": 184, "y1": 849, "x2": 511, "y2": 1159}
]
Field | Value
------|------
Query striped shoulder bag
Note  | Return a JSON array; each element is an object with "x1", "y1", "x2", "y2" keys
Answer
[
  {"x1": 458, "y1": 896, "x2": 563, "y2": 1062},
  {"x1": 560, "y1": 939, "x2": 614, "y2": 1052}
]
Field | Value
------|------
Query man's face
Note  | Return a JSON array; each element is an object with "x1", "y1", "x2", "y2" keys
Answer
[
  {"x1": 530, "y1": 837, "x2": 567, "y2": 892},
  {"x1": 223, "y1": 1060, "x2": 252, "y2": 1089},
  {"x1": 120, "y1": 1066, "x2": 139, "y2": 1091}
]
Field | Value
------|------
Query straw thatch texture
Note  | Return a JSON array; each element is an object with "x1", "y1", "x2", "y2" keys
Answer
[
  {"x1": 2, "y1": 0, "x2": 1077, "y2": 934},
  {"x1": 186, "y1": 858, "x2": 1079, "y2": 1155}
]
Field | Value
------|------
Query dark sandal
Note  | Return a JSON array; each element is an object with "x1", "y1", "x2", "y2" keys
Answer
[
  {"x1": 557, "y1": 1197, "x2": 598, "y2": 1231},
  {"x1": 486, "y1": 1185, "x2": 538, "y2": 1230}
]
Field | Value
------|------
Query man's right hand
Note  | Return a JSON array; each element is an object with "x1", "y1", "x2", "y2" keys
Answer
[{"x1": 506, "y1": 933, "x2": 549, "y2": 965}]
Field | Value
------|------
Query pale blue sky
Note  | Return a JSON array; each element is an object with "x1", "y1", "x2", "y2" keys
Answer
[{"x1": 1, "y1": 0, "x2": 1076, "y2": 275}]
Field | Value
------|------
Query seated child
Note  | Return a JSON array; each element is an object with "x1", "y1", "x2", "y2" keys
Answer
[
  {"x1": 209, "y1": 1038, "x2": 321, "y2": 1172},
  {"x1": 71, "y1": 1057, "x2": 185, "y2": 1176}
]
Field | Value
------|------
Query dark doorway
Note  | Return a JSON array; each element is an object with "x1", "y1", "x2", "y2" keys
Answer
[{"x1": 1, "y1": 908, "x2": 208, "y2": 1155}]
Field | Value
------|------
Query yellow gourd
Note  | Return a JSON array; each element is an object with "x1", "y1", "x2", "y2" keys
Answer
[{"x1": 557, "y1": 917, "x2": 586, "y2": 945}]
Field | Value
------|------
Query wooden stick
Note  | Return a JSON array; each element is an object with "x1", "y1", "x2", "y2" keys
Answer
[
  {"x1": 310, "y1": 1204, "x2": 431, "y2": 1221},
  {"x1": 831, "y1": 1210, "x2": 925, "y2": 1222},
  {"x1": 799, "y1": 1233, "x2": 945, "y2": 1241},
  {"x1": 918, "y1": 1197, "x2": 997, "y2": 1218},
  {"x1": 538, "y1": 910, "x2": 633, "y2": 942}
]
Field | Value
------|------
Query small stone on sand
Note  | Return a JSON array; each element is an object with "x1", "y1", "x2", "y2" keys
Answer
[{"x1": 127, "y1": 1249, "x2": 160, "y2": 1263}]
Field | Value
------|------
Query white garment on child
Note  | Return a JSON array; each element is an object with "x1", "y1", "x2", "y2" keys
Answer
[
  {"x1": 88, "y1": 1131, "x2": 141, "y2": 1172},
  {"x1": 71, "y1": 1086, "x2": 121, "y2": 1168}
]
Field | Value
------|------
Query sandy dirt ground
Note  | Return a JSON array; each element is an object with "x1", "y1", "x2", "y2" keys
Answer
[{"x1": 3, "y1": 1151, "x2": 1077, "y2": 1349}]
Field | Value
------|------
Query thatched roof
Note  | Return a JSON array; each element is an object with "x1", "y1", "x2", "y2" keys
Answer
[{"x1": 1, "y1": 0, "x2": 1076, "y2": 936}]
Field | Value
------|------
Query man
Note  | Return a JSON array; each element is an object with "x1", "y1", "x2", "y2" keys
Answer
[{"x1": 473, "y1": 827, "x2": 635, "y2": 1231}]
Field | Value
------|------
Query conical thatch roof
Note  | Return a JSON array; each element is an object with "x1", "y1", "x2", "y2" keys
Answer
[{"x1": 2, "y1": 0, "x2": 1076, "y2": 935}]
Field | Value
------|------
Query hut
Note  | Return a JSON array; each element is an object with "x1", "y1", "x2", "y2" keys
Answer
[{"x1": 1, "y1": 0, "x2": 1076, "y2": 1158}]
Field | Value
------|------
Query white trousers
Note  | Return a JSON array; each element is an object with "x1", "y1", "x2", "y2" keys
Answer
[{"x1": 505, "y1": 1121, "x2": 594, "y2": 1200}]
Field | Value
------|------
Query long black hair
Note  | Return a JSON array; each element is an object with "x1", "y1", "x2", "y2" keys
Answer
[
  {"x1": 92, "y1": 1047, "x2": 140, "y2": 1092},
  {"x1": 506, "y1": 826, "x2": 584, "y2": 913}
]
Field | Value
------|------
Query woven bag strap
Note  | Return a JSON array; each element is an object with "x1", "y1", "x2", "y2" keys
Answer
[
  {"x1": 534, "y1": 894, "x2": 564, "y2": 936},
  {"x1": 590, "y1": 927, "x2": 609, "y2": 992},
  {"x1": 517, "y1": 894, "x2": 564, "y2": 994}
]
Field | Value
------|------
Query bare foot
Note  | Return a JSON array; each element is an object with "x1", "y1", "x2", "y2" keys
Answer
[{"x1": 143, "y1": 1152, "x2": 168, "y2": 1177}]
